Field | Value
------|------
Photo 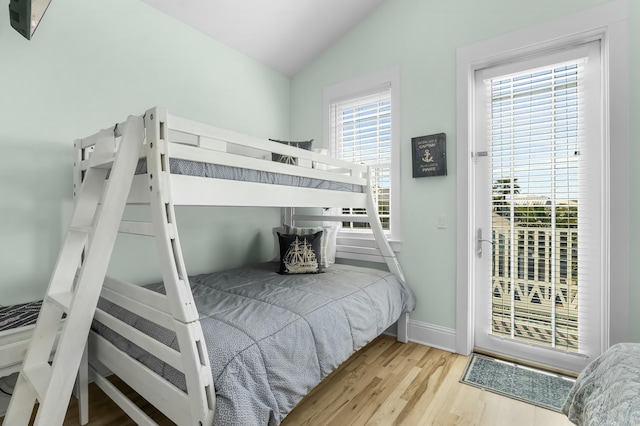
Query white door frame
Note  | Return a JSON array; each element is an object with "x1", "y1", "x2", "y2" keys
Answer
[{"x1": 455, "y1": 0, "x2": 629, "y2": 363}]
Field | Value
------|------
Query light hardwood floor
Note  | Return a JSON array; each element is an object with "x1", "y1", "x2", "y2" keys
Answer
[{"x1": 3, "y1": 335, "x2": 574, "y2": 425}]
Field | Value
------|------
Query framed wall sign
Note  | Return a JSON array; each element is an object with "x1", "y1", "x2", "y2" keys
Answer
[{"x1": 411, "y1": 133, "x2": 447, "y2": 178}]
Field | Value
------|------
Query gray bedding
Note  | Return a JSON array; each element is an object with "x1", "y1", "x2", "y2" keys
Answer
[
  {"x1": 135, "y1": 158, "x2": 364, "y2": 193},
  {"x1": 0, "y1": 300, "x2": 42, "y2": 332},
  {"x1": 93, "y1": 262, "x2": 415, "y2": 425},
  {"x1": 562, "y1": 343, "x2": 640, "y2": 425}
]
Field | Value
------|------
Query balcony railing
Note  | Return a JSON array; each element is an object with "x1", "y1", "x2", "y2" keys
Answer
[{"x1": 491, "y1": 224, "x2": 579, "y2": 351}]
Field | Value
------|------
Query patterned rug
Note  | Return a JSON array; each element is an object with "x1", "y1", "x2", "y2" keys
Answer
[{"x1": 460, "y1": 353, "x2": 575, "y2": 412}]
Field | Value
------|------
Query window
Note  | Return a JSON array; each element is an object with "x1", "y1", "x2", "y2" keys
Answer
[
  {"x1": 323, "y1": 66, "x2": 401, "y2": 247},
  {"x1": 331, "y1": 88, "x2": 392, "y2": 230}
]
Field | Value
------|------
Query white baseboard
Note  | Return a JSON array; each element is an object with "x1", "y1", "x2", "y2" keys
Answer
[
  {"x1": 408, "y1": 320, "x2": 457, "y2": 352},
  {"x1": 385, "y1": 319, "x2": 457, "y2": 353}
]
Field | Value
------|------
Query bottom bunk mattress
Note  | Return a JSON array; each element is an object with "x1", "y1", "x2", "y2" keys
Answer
[
  {"x1": 562, "y1": 343, "x2": 640, "y2": 425},
  {"x1": 92, "y1": 262, "x2": 416, "y2": 425},
  {"x1": 0, "y1": 301, "x2": 42, "y2": 332}
]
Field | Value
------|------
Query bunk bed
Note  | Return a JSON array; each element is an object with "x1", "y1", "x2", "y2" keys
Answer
[
  {"x1": 1, "y1": 302, "x2": 67, "y2": 420},
  {"x1": 0, "y1": 302, "x2": 44, "y2": 378},
  {"x1": 72, "y1": 107, "x2": 415, "y2": 426}
]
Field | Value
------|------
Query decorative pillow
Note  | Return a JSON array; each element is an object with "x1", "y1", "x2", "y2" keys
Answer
[
  {"x1": 284, "y1": 223, "x2": 339, "y2": 268},
  {"x1": 270, "y1": 139, "x2": 313, "y2": 165},
  {"x1": 277, "y1": 231, "x2": 323, "y2": 274},
  {"x1": 270, "y1": 226, "x2": 286, "y2": 262}
]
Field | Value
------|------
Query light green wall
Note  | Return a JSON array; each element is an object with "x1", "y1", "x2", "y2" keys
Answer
[
  {"x1": 290, "y1": 0, "x2": 628, "y2": 332},
  {"x1": 628, "y1": 0, "x2": 639, "y2": 341},
  {"x1": 2, "y1": 0, "x2": 636, "y2": 342},
  {"x1": 0, "y1": 0, "x2": 290, "y2": 304}
]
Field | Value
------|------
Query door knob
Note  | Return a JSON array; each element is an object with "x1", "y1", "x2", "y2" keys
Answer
[{"x1": 476, "y1": 228, "x2": 492, "y2": 258}]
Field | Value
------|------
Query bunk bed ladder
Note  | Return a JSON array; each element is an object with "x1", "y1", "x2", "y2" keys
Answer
[{"x1": 3, "y1": 116, "x2": 145, "y2": 426}]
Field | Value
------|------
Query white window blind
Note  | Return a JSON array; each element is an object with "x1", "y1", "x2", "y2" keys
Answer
[
  {"x1": 330, "y1": 86, "x2": 392, "y2": 231},
  {"x1": 486, "y1": 56, "x2": 593, "y2": 354}
]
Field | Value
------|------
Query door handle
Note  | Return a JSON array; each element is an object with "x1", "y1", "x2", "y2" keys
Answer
[{"x1": 476, "y1": 228, "x2": 492, "y2": 258}]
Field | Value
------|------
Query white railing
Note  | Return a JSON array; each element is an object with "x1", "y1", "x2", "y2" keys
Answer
[{"x1": 491, "y1": 225, "x2": 579, "y2": 350}]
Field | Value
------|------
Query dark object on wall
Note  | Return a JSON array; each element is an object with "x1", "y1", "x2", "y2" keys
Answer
[
  {"x1": 9, "y1": 0, "x2": 53, "y2": 40},
  {"x1": 411, "y1": 133, "x2": 447, "y2": 178}
]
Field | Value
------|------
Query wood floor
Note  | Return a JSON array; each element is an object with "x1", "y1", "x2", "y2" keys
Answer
[{"x1": 3, "y1": 335, "x2": 573, "y2": 426}]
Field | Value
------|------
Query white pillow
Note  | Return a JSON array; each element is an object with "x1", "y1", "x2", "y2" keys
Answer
[{"x1": 270, "y1": 226, "x2": 286, "y2": 262}]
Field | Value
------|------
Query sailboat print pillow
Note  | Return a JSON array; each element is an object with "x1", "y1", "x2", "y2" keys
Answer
[{"x1": 277, "y1": 231, "x2": 323, "y2": 274}]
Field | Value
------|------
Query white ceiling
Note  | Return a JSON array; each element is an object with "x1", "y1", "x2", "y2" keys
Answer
[{"x1": 141, "y1": 0, "x2": 388, "y2": 76}]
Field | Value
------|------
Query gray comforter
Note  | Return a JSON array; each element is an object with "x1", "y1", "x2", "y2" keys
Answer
[
  {"x1": 94, "y1": 262, "x2": 415, "y2": 425},
  {"x1": 562, "y1": 343, "x2": 640, "y2": 425}
]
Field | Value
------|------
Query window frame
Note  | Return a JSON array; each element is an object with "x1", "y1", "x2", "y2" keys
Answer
[{"x1": 323, "y1": 66, "x2": 402, "y2": 251}]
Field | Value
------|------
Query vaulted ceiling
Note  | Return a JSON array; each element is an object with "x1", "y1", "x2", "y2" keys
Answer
[{"x1": 141, "y1": 0, "x2": 388, "y2": 76}]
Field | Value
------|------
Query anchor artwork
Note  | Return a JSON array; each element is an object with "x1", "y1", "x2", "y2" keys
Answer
[{"x1": 411, "y1": 133, "x2": 447, "y2": 177}]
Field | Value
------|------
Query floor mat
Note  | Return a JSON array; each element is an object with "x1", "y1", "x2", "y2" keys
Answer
[{"x1": 460, "y1": 353, "x2": 575, "y2": 412}]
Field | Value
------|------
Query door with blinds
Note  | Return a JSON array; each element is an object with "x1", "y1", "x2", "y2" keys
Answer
[{"x1": 472, "y1": 41, "x2": 604, "y2": 372}]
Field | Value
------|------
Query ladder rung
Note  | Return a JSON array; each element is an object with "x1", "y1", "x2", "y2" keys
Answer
[
  {"x1": 47, "y1": 291, "x2": 74, "y2": 313},
  {"x1": 119, "y1": 220, "x2": 155, "y2": 237},
  {"x1": 89, "y1": 154, "x2": 116, "y2": 169},
  {"x1": 23, "y1": 363, "x2": 52, "y2": 400},
  {"x1": 69, "y1": 225, "x2": 93, "y2": 235}
]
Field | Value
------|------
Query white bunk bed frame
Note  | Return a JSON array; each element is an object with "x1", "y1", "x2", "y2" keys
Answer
[
  {"x1": 0, "y1": 326, "x2": 39, "y2": 379},
  {"x1": 68, "y1": 106, "x2": 408, "y2": 425},
  {"x1": 0, "y1": 324, "x2": 64, "y2": 418},
  {"x1": 0, "y1": 325, "x2": 64, "y2": 379}
]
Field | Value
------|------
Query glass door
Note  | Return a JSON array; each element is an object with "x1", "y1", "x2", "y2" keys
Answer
[{"x1": 472, "y1": 41, "x2": 604, "y2": 372}]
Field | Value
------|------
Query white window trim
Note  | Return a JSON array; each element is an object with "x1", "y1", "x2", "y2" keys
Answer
[
  {"x1": 455, "y1": 0, "x2": 629, "y2": 355},
  {"x1": 323, "y1": 66, "x2": 402, "y2": 252}
]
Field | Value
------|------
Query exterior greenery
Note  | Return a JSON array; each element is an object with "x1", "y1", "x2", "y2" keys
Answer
[{"x1": 493, "y1": 177, "x2": 577, "y2": 228}]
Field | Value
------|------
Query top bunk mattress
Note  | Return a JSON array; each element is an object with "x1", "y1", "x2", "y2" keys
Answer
[
  {"x1": 135, "y1": 158, "x2": 364, "y2": 193},
  {"x1": 93, "y1": 262, "x2": 415, "y2": 425}
]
